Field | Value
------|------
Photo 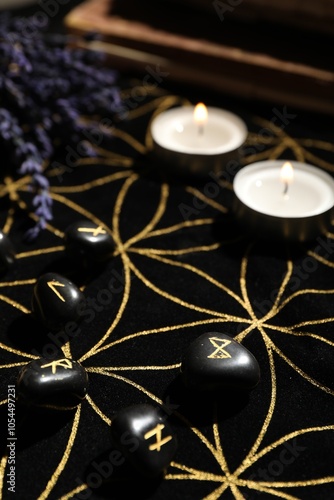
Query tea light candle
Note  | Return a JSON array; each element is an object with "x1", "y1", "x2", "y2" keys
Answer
[
  {"x1": 150, "y1": 103, "x2": 248, "y2": 177},
  {"x1": 233, "y1": 160, "x2": 334, "y2": 242}
]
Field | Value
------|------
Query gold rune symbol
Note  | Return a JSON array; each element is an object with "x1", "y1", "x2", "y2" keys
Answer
[
  {"x1": 78, "y1": 225, "x2": 106, "y2": 237},
  {"x1": 47, "y1": 280, "x2": 66, "y2": 302},
  {"x1": 41, "y1": 358, "x2": 73, "y2": 374},
  {"x1": 144, "y1": 424, "x2": 172, "y2": 452},
  {"x1": 207, "y1": 337, "x2": 232, "y2": 359}
]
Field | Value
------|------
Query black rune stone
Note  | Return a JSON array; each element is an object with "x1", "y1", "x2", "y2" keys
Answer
[
  {"x1": 31, "y1": 272, "x2": 85, "y2": 332},
  {"x1": 64, "y1": 219, "x2": 114, "y2": 264},
  {"x1": 181, "y1": 332, "x2": 261, "y2": 392},
  {"x1": 0, "y1": 230, "x2": 16, "y2": 275},
  {"x1": 16, "y1": 357, "x2": 89, "y2": 409},
  {"x1": 110, "y1": 404, "x2": 178, "y2": 478}
]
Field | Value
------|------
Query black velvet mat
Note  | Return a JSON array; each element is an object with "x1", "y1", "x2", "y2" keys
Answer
[{"x1": 1, "y1": 60, "x2": 334, "y2": 500}]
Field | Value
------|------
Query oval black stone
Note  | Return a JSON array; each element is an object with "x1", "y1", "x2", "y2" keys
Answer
[
  {"x1": 0, "y1": 230, "x2": 16, "y2": 275},
  {"x1": 16, "y1": 357, "x2": 89, "y2": 409},
  {"x1": 64, "y1": 219, "x2": 114, "y2": 264},
  {"x1": 181, "y1": 332, "x2": 261, "y2": 392},
  {"x1": 110, "y1": 404, "x2": 178, "y2": 478},
  {"x1": 31, "y1": 272, "x2": 85, "y2": 332}
]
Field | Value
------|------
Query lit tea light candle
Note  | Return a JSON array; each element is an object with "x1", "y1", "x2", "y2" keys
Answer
[
  {"x1": 149, "y1": 103, "x2": 248, "y2": 177},
  {"x1": 233, "y1": 160, "x2": 334, "y2": 242}
]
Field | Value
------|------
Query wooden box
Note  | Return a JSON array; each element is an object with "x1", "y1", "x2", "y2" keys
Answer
[{"x1": 64, "y1": 0, "x2": 334, "y2": 115}]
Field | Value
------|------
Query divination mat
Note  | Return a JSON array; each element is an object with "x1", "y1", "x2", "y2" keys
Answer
[{"x1": 1, "y1": 78, "x2": 334, "y2": 500}]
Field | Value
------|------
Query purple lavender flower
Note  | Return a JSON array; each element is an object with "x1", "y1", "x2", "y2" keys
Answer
[{"x1": 0, "y1": 13, "x2": 121, "y2": 240}]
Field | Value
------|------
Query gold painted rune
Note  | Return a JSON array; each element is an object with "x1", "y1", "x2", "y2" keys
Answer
[
  {"x1": 78, "y1": 225, "x2": 106, "y2": 237},
  {"x1": 144, "y1": 423, "x2": 172, "y2": 452},
  {"x1": 40, "y1": 358, "x2": 73, "y2": 374},
  {"x1": 47, "y1": 280, "x2": 66, "y2": 302},
  {"x1": 207, "y1": 337, "x2": 232, "y2": 359}
]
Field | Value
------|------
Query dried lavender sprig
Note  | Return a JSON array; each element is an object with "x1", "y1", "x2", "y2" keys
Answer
[{"x1": 0, "y1": 14, "x2": 122, "y2": 240}]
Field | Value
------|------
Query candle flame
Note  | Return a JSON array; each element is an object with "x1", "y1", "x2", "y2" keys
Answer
[
  {"x1": 193, "y1": 102, "x2": 208, "y2": 126},
  {"x1": 280, "y1": 161, "x2": 294, "y2": 185},
  {"x1": 280, "y1": 161, "x2": 294, "y2": 196}
]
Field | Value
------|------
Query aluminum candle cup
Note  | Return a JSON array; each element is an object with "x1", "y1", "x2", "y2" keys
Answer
[
  {"x1": 150, "y1": 103, "x2": 248, "y2": 177},
  {"x1": 232, "y1": 160, "x2": 334, "y2": 242}
]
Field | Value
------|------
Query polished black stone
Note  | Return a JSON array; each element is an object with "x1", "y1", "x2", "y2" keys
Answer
[
  {"x1": 31, "y1": 272, "x2": 85, "y2": 332},
  {"x1": 181, "y1": 332, "x2": 261, "y2": 392},
  {"x1": 110, "y1": 404, "x2": 178, "y2": 478},
  {"x1": 16, "y1": 357, "x2": 89, "y2": 409},
  {"x1": 64, "y1": 219, "x2": 114, "y2": 264},
  {"x1": 0, "y1": 230, "x2": 15, "y2": 275}
]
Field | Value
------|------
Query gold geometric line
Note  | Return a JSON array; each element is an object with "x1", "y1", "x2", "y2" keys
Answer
[
  {"x1": 242, "y1": 145, "x2": 284, "y2": 164},
  {"x1": 202, "y1": 483, "x2": 230, "y2": 500},
  {"x1": 133, "y1": 251, "x2": 246, "y2": 308},
  {"x1": 0, "y1": 342, "x2": 38, "y2": 359},
  {"x1": 0, "y1": 454, "x2": 8, "y2": 498},
  {"x1": 90, "y1": 369, "x2": 228, "y2": 470},
  {"x1": 0, "y1": 295, "x2": 30, "y2": 314},
  {"x1": 0, "y1": 399, "x2": 7, "y2": 406},
  {"x1": 185, "y1": 186, "x2": 228, "y2": 213},
  {"x1": 112, "y1": 173, "x2": 140, "y2": 247},
  {"x1": 251, "y1": 117, "x2": 286, "y2": 137},
  {"x1": 73, "y1": 156, "x2": 134, "y2": 168},
  {"x1": 272, "y1": 260, "x2": 294, "y2": 310},
  {"x1": 238, "y1": 425, "x2": 334, "y2": 473},
  {"x1": 168, "y1": 461, "x2": 225, "y2": 480},
  {"x1": 108, "y1": 128, "x2": 147, "y2": 154},
  {"x1": 276, "y1": 288, "x2": 334, "y2": 313},
  {"x1": 2, "y1": 208, "x2": 15, "y2": 235},
  {"x1": 284, "y1": 138, "x2": 306, "y2": 163},
  {"x1": 126, "y1": 256, "x2": 241, "y2": 319},
  {"x1": 15, "y1": 246, "x2": 65, "y2": 259},
  {"x1": 37, "y1": 405, "x2": 81, "y2": 500},
  {"x1": 58, "y1": 484, "x2": 88, "y2": 500},
  {"x1": 0, "y1": 174, "x2": 31, "y2": 198},
  {"x1": 48, "y1": 192, "x2": 113, "y2": 238},
  {"x1": 230, "y1": 483, "x2": 248, "y2": 500},
  {"x1": 268, "y1": 335, "x2": 334, "y2": 396},
  {"x1": 298, "y1": 138, "x2": 334, "y2": 152},
  {"x1": 165, "y1": 473, "x2": 224, "y2": 482},
  {"x1": 307, "y1": 251, "x2": 334, "y2": 268},
  {"x1": 267, "y1": 142, "x2": 290, "y2": 160},
  {"x1": 129, "y1": 94, "x2": 191, "y2": 122},
  {"x1": 88, "y1": 368, "x2": 164, "y2": 405},
  {"x1": 92, "y1": 318, "x2": 251, "y2": 357},
  {"x1": 85, "y1": 394, "x2": 112, "y2": 426},
  {"x1": 234, "y1": 323, "x2": 260, "y2": 343},
  {"x1": 255, "y1": 476, "x2": 334, "y2": 488},
  {"x1": 79, "y1": 255, "x2": 131, "y2": 362},
  {"x1": 262, "y1": 324, "x2": 334, "y2": 348},
  {"x1": 123, "y1": 183, "x2": 169, "y2": 249},
  {"x1": 86, "y1": 364, "x2": 181, "y2": 372},
  {"x1": 0, "y1": 279, "x2": 36, "y2": 288},
  {"x1": 213, "y1": 402, "x2": 231, "y2": 477},
  {"x1": 288, "y1": 317, "x2": 334, "y2": 329},
  {"x1": 236, "y1": 343, "x2": 276, "y2": 474},
  {"x1": 0, "y1": 362, "x2": 28, "y2": 369},
  {"x1": 145, "y1": 218, "x2": 215, "y2": 238},
  {"x1": 51, "y1": 171, "x2": 132, "y2": 193},
  {"x1": 129, "y1": 242, "x2": 222, "y2": 257},
  {"x1": 245, "y1": 132, "x2": 280, "y2": 144},
  {"x1": 242, "y1": 482, "x2": 300, "y2": 500},
  {"x1": 303, "y1": 149, "x2": 334, "y2": 172}
]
